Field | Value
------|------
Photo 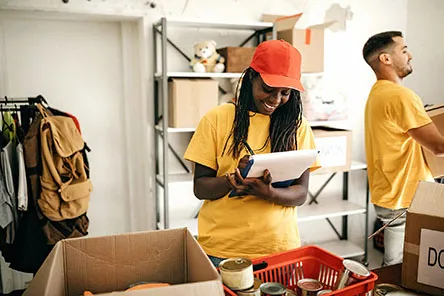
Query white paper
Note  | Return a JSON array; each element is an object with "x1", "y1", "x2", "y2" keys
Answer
[
  {"x1": 417, "y1": 228, "x2": 444, "y2": 289},
  {"x1": 246, "y1": 149, "x2": 318, "y2": 182}
]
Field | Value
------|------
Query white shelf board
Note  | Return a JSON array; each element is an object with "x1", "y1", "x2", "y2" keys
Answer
[
  {"x1": 298, "y1": 200, "x2": 366, "y2": 223},
  {"x1": 308, "y1": 120, "x2": 350, "y2": 128},
  {"x1": 155, "y1": 72, "x2": 243, "y2": 79},
  {"x1": 155, "y1": 72, "x2": 324, "y2": 79},
  {"x1": 156, "y1": 173, "x2": 193, "y2": 185},
  {"x1": 315, "y1": 240, "x2": 365, "y2": 258},
  {"x1": 154, "y1": 18, "x2": 273, "y2": 30},
  {"x1": 350, "y1": 161, "x2": 367, "y2": 171},
  {"x1": 155, "y1": 125, "x2": 196, "y2": 133}
]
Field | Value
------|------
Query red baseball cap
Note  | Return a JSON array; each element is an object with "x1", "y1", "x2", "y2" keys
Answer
[{"x1": 250, "y1": 39, "x2": 304, "y2": 92}]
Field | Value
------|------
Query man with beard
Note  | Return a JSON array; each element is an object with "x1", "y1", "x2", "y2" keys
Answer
[{"x1": 362, "y1": 31, "x2": 444, "y2": 266}]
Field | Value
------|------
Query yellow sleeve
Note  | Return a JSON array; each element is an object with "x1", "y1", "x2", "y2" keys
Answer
[
  {"x1": 183, "y1": 113, "x2": 218, "y2": 170},
  {"x1": 389, "y1": 88, "x2": 432, "y2": 132},
  {"x1": 297, "y1": 117, "x2": 321, "y2": 172}
]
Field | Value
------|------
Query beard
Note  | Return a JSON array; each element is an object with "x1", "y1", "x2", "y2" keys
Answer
[{"x1": 399, "y1": 65, "x2": 412, "y2": 78}]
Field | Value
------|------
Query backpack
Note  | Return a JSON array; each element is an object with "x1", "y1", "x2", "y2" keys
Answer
[{"x1": 36, "y1": 104, "x2": 93, "y2": 221}]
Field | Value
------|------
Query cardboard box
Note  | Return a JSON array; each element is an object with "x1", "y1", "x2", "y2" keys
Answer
[
  {"x1": 423, "y1": 104, "x2": 444, "y2": 178},
  {"x1": 168, "y1": 78, "x2": 218, "y2": 128},
  {"x1": 218, "y1": 47, "x2": 256, "y2": 73},
  {"x1": 402, "y1": 181, "x2": 444, "y2": 296},
  {"x1": 24, "y1": 228, "x2": 224, "y2": 296},
  {"x1": 261, "y1": 13, "x2": 334, "y2": 73},
  {"x1": 312, "y1": 127, "x2": 352, "y2": 174}
]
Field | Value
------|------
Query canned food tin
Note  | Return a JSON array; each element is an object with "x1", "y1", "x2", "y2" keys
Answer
[
  {"x1": 237, "y1": 278, "x2": 262, "y2": 296},
  {"x1": 296, "y1": 279, "x2": 323, "y2": 296},
  {"x1": 316, "y1": 290, "x2": 332, "y2": 296},
  {"x1": 260, "y1": 282, "x2": 287, "y2": 296},
  {"x1": 374, "y1": 283, "x2": 405, "y2": 296},
  {"x1": 336, "y1": 259, "x2": 370, "y2": 289},
  {"x1": 219, "y1": 258, "x2": 254, "y2": 291},
  {"x1": 285, "y1": 289, "x2": 297, "y2": 296}
]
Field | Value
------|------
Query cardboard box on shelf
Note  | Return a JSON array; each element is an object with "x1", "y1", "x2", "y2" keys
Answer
[
  {"x1": 218, "y1": 47, "x2": 256, "y2": 73},
  {"x1": 168, "y1": 78, "x2": 219, "y2": 128},
  {"x1": 402, "y1": 181, "x2": 444, "y2": 296},
  {"x1": 312, "y1": 127, "x2": 352, "y2": 174},
  {"x1": 24, "y1": 228, "x2": 224, "y2": 296},
  {"x1": 423, "y1": 104, "x2": 444, "y2": 178},
  {"x1": 261, "y1": 13, "x2": 334, "y2": 73}
]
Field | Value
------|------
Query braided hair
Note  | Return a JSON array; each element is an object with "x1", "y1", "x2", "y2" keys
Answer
[{"x1": 223, "y1": 67, "x2": 303, "y2": 158}]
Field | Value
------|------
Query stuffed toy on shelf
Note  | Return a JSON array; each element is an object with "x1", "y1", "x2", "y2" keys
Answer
[{"x1": 190, "y1": 40, "x2": 225, "y2": 73}]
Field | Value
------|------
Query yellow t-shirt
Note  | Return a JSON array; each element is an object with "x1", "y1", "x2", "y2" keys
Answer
[
  {"x1": 184, "y1": 103, "x2": 319, "y2": 259},
  {"x1": 364, "y1": 80, "x2": 434, "y2": 209}
]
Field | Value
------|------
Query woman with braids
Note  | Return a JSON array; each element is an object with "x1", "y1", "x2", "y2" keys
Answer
[{"x1": 184, "y1": 39, "x2": 320, "y2": 267}]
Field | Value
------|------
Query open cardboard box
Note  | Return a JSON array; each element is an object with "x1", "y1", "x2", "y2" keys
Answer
[
  {"x1": 262, "y1": 13, "x2": 334, "y2": 73},
  {"x1": 423, "y1": 104, "x2": 444, "y2": 178},
  {"x1": 402, "y1": 181, "x2": 444, "y2": 295},
  {"x1": 24, "y1": 228, "x2": 224, "y2": 296}
]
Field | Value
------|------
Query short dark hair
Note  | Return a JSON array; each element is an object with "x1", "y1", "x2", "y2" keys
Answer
[{"x1": 362, "y1": 31, "x2": 403, "y2": 64}]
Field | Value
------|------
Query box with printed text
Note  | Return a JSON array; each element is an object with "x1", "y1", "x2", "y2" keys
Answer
[{"x1": 402, "y1": 181, "x2": 444, "y2": 296}]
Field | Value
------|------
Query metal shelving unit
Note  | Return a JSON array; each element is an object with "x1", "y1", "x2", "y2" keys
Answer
[
  {"x1": 152, "y1": 17, "x2": 370, "y2": 263},
  {"x1": 152, "y1": 17, "x2": 275, "y2": 230}
]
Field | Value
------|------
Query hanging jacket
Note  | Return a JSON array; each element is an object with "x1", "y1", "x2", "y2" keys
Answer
[{"x1": 8, "y1": 104, "x2": 90, "y2": 274}]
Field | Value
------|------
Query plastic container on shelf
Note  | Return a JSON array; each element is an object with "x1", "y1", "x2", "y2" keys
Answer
[{"x1": 223, "y1": 245, "x2": 377, "y2": 296}]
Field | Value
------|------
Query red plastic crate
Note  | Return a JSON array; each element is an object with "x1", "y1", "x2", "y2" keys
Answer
[{"x1": 223, "y1": 245, "x2": 377, "y2": 296}]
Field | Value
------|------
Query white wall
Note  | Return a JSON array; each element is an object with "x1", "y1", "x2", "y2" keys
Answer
[
  {"x1": 405, "y1": 0, "x2": 444, "y2": 105},
  {"x1": 0, "y1": 0, "x2": 415, "y2": 269}
]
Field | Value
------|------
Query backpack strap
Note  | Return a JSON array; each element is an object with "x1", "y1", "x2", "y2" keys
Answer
[{"x1": 35, "y1": 103, "x2": 50, "y2": 118}]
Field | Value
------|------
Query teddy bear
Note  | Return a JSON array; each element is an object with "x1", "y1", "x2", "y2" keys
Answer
[{"x1": 190, "y1": 40, "x2": 225, "y2": 73}]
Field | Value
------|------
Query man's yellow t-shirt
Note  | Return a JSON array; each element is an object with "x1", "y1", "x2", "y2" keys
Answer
[
  {"x1": 364, "y1": 80, "x2": 434, "y2": 210},
  {"x1": 184, "y1": 103, "x2": 319, "y2": 259}
]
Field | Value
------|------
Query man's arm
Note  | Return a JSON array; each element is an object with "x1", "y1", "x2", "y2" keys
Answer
[{"x1": 408, "y1": 122, "x2": 444, "y2": 157}]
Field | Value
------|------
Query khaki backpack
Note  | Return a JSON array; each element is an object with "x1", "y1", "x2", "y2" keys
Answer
[{"x1": 37, "y1": 104, "x2": 93, "y2": 221}]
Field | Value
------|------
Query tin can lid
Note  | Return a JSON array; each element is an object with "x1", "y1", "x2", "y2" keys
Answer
[
  {"x1": 317, "y1": 290, "x2": 333, "y2": 296},
  {"x1": 260, "y1": 282, "x2": 287, "y2": 295},
  {"x1": 343, "y1": 260, "x2": 370, "y2": 277},
  {"x1": 219, "y1": 258, "x2": 252, "y2": 271},
  {"x1": 297, "y1": 279, "x2": 323, "y2": 291}
]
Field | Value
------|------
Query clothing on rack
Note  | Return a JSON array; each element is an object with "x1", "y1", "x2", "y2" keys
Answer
[{"x1": 0, "y1": 95, "x2": 91, "y2": 278}]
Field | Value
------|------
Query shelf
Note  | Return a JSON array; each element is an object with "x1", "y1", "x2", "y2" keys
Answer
[
  {"x1": 315, "y1": 240, "x2": 365, "y2": 258},
  {"x1": 155, "y1": 72, "x2": 243, "y2": 79},
  {"x1": 350, "y1": 160, "x2": 367, "y2": 171},
  {"x1": 155, "y1": 125, "x2": 196, "y2": 133},
  {"x1": 298, "y1": 200, "x2": 366, "y2": 223},
  {"x1": 156, "y1": 173, "x2": 193, "y2": 186},
  {"x1": 308, "y1": 120, "x2": 350, "y2": 127},
  {"x1": 155, "y1": 72, "x2": 324, "y2": 79},
  {"x1": 153, "y1": 18, "x2": 273, "y2": 31}
]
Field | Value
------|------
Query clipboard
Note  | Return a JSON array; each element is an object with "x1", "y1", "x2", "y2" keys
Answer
[{"x1": 229, "y1": 149, "x2": 319, "y2": 197}]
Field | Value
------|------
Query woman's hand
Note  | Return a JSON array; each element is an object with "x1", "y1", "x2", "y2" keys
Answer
[
  {"x1": 226, "y1": 155, "x2": 251, "y2": 195},
  {"x1": 241, "y1": 169, "x2": 274, "y2": 200}
]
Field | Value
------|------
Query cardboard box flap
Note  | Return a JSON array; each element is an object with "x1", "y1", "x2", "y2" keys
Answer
[
  {"x1": 308, "y1": 20, "x2": 336, "y2": 30},
  {"x1": 98, "y1": 281, "x2": 224, "y2": 296},
  {"x1": 23, "y1": 243, "x2": 65, "y2": 296},
  {"x1": 274, "y1": 13, "x2": 303, "y2": 31},
  {"x1": 261, "y1": 14, "x2": 285, "y2": 23},
  {"x1": 409, "y1": 181, "x2": 444, "y2": 217}
]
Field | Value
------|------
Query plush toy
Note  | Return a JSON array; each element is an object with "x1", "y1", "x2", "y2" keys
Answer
[{"x1": 190, "y1": 40, "x2": 225, "y2": 73}]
